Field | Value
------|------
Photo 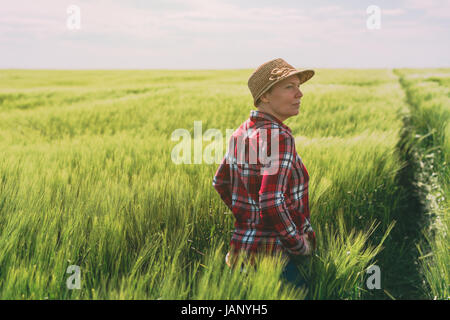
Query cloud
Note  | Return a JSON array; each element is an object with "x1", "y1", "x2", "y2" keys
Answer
[
  {"x1": 0, "y1": 0, "x2": 448, "y2": 68},
  {"x1": 0, "y1": 0, "x2": 361, "y2": 42},
  {"x1": 382, "y1": 9, "x2": 406, "y2": 16},
  {"x1": 403, "y1": 0, "x2": 450, "y2": 18}
]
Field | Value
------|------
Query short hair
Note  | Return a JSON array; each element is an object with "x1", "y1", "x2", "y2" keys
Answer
[{"x1": 255, "y1": 86, "x2": 273, "y2": 107}]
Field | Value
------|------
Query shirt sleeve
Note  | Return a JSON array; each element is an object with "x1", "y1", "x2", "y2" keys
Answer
[
  {"x1": 258, "y1": 131, "x2": 308, "y2": 255},
  {"x1": 212, "y1": 154, "x2": 233, "y2": 212}
]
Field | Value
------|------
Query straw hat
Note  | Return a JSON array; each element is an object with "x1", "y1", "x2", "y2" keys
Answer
[{"x1": 248, "y1": 58, "x2": 314, "y2": 107}]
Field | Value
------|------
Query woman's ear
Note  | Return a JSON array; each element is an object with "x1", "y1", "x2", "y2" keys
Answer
[{"x1": 260, "y1": 92, "x2": 270, "y2": 104}]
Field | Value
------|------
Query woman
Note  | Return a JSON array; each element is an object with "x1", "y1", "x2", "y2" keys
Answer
[{"x1": 212, "y1": 58, "x2": 316, "y2": 290}]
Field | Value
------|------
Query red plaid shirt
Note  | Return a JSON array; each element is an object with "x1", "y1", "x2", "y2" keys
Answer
[{"x1": 213, "y1": 110, "x2": 315, "y2": 262}]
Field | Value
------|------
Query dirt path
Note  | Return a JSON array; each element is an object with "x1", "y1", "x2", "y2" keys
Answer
[{"x1": 362, "y1": 69, "x2": 429, "y2": 299}]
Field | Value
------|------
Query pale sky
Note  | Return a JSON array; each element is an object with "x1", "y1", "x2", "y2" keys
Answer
[{"x1": 1, "y1": 0, "x2": 449, "y2": 69}]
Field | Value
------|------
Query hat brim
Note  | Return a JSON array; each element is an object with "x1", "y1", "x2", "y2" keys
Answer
[{"x1": 293, "y1": 69, "x2": 315, "y2": 85}]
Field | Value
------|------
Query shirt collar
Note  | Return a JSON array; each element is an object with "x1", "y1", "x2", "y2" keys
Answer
[{"x1": 249, "y1": 109, "x2": 292, "y2": 133}]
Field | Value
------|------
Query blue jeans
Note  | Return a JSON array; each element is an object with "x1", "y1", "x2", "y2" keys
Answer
[
  {"x1": 281, "y1": 258, "x2": 308, "y2": 289},
  {"x1": 226, "y1": 253, "x2": 308, "y2": 290}
]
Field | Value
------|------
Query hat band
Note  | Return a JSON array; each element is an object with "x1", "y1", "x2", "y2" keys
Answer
[{"x1": 268, "y1": 67, "x2": 297, "y2": 81}]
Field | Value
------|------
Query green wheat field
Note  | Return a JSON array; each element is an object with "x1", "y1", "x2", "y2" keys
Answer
[{"x1": 0, "y1": 68, "x2": 448, "y2": 300}]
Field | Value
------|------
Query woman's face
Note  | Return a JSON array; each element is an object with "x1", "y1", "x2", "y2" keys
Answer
[{"x1": 258, "y1": 74, "x2": 303, "y2": 122}]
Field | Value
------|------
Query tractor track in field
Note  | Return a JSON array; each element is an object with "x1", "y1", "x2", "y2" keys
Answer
[{"x1": 362, "y1": 69, "x2": 431, "y2": 299}]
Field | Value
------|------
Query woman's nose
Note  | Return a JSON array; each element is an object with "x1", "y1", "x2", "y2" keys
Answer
[{"x1": 296, "y1": 88, "x2": 303, "y2": 98}]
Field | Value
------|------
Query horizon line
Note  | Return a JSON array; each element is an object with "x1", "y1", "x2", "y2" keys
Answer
[{"x1": 1, "y1": 66, "x2": 450, "y2": 71}]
